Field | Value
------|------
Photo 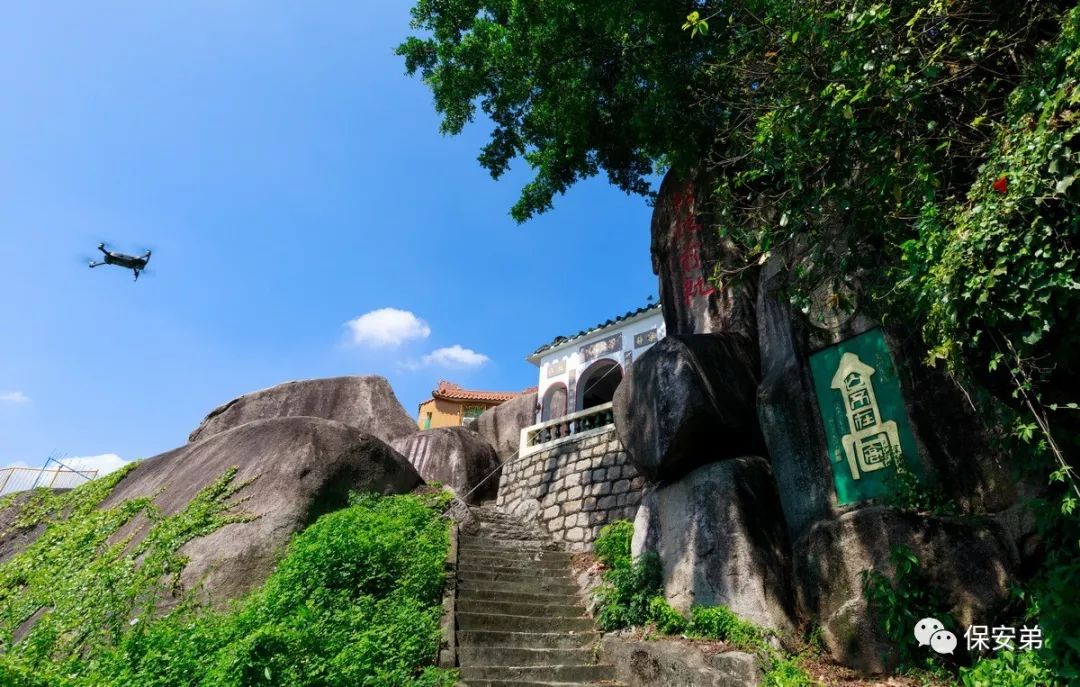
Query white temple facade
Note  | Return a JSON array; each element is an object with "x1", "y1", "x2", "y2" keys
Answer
[{"x1": 527, "y1": 303, "x2": 666, "y2": 423}]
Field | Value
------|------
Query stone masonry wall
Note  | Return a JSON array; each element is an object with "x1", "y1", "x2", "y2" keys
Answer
[{"x1": 495, "y1": 426, "x2": 644, "y2": 551}]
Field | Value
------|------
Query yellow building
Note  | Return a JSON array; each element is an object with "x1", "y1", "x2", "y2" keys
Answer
[{"x1": 417, "y1": 381, "x2": 534, "y2": 429}]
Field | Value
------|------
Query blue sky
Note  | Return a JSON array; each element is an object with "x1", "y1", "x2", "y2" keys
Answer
[{"x1": 0, "y1": 2, "x2": 657, "y2": 471}]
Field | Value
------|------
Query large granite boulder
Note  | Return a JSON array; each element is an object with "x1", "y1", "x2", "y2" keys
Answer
[
  {"x1": 614, "y1": 335, "x2": 763, "y2": 482},
  {"x1": 104, "y1": 416, "x2": 423, "y2": 608},
  {"x1": 632, "y1": 458, "x2": 797, "y2": 637},
  {"x1": 651, "y1": 169, "x2": 757, "y2": 338},
  {"x1": 188, "y1": 376, "x2": 417, "y2": 446},
  {"x1": 795, "y1": 506, "x2": 1019, "y2": 673},
  {"x1": 0, "y1": 492, "x2": 48, "y2": 565},
  {"x1": 755, "y1": 256, "x2": 834, "y2": 541},
  {"x1": 600, "y1": 635, "x2": 765, "y2": 687},
  {"x1": 391, "y1": 427, "x2": 502, "y2": 504},
  {"x1": 476, "y1": 391, "x2": 538, "y2": 462}
]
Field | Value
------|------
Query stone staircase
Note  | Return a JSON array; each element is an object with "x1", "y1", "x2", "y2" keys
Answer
[{"x1": 454, "y1": 506, "x2": 623, "y2": 687}]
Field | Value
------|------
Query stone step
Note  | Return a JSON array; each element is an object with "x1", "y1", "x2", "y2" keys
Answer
[
  {"x1": 457, "y1": 577, "x2": 579, "y2": 595},
  {"x1": 469, "y1": 510, "x2": 525, "y2": 523},
  {"x1": 456, "y1": 588, "x2": 581, "y2": 606},
  {"x1": 462, "y1": 548, "x2": 573, "y2": 562},
  {"x1": 470, "y1": 522, "x2": 540, "y2": 533},
  {"x1": 462, "y1": 678, "x2": 626, "y2": 682},
  {"x1": 458, "y1": 565, "x2": 574, "y2": 579},
  {"x1": 456, "y1": 630, "x2": 600, "y2": 650},
  {"x1": 458, "y1": 545, "x2": 555, "y2": 558},
  {"x1": 459, "y1": 542, "x2": 551, "y2": 554},
  {"x1": 455, "y1": 561, "x2": 574, "y2": 578},
  {"x1": 456, "y1": 612, "x2": 595, "y2": 633},
  {"x1": 457, "y1": 598, "x2": 585, "y2": 618},
  {"x1": 460, "y1": 535, "x2": 551, "y2": 548},
  {"x1": 460, "y1": 664, "x2": 617, "y2": 683},
  {"x1": 459, "y1": 555, "x2": 573, "y2": 570},
  {"x1": 470, "y1": 532, "x2": 550, "y2": 543},
  {"x1": 458, "y1": 567, "x2": 574, "y2": 583},
  {"x1": 457, "y1": 646, "x2": 596, "y2": 667}
]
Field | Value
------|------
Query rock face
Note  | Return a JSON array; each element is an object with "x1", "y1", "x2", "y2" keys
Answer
[
  {"x1": 795, "y1": 506, "x2": 1019, "y2": 673},
  {"x1": 0, "y1": 492, "x2": 47, "y2": 565},
  {"x1": 188, "y1": 376, "x2": 417, "y2": 446},
  {"x1": 104, "y1": 416, "x2": 423, "y2": 608},
  {"x1": 651, "y1": 169, "x2": 757, "y2": 338},
  {"x1": 632, "y1": 458, "x2": 797, "y2": 636},
  {"x1": 755, "y1": 256, "x2": 834, "y2": 541},
  {"x1": 600, "y1": 635, "x2": 765, "y2": 687},
  {"x1": 476, "y1": 391, "x2": 537, "y2": 462},
  {"x1": 613, "y1": 335, "x2": 763, "y2": 482},
  {"x1": 391, "y1": 427, "x2": 502, "y2": 504}
]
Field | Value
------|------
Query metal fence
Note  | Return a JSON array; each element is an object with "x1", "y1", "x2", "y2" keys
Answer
[{"x1": 0, "y1": 465, "x2": 99, "y2": 496}]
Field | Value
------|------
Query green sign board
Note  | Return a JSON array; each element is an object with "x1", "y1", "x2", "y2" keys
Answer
[{"x1": 809, "y1": 328, "x2": 923, "y2": 505}]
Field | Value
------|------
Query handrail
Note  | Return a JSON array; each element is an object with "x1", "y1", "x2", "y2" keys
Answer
[
  {"x1": 521, "y1": 402, "x2": 615, "y2": 453},
  {"x1": 0, "y1": 464, "x2": 99, "y2": 496}
]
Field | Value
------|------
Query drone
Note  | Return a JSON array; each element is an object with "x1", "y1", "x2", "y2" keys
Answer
[{"x1": 88, "y1": 243, "x2": 152, "y2": 281}]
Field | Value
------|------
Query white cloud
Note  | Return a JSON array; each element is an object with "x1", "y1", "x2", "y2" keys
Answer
[
  {"x1": 346, "y1": 308, "x2": 431, "y2": 347},
  {"x1": 0, "y1": 391, "x2": 29, "y2": 404},
  {"x1": 422, "y1": 345, "x2": 490, "y2": 368},
  {"x1": 62, "y1": 453, "x2": 129, "y2": 476}
]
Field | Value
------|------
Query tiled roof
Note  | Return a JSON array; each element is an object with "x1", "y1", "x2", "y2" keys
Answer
[
  {"x1": 430, "y1": 381, "x2": 536, "y2": 404},
  {"x1": 530, "y1": 301, "x2": 662, "y2": 359}
]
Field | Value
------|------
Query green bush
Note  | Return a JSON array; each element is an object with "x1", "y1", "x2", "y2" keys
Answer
[
  {"x1": 594, "y1": 520, "x2": 633, "y2": 569},
  {"x1": 961, "y1": 649, "x2": 1056, "y2": 687},
  {"x1": 687, "y1": 605, "x2": 767, "y2": 652},
  {"x1": 595, "y1": 552, "x2": 662, "y2": 631},
  {"x1": 0, "y1": 477, "x2": 456, "y2": 687},
  {"x1": 762, "y1": 655, "x2": 816, "y2": 687},
  {"x1": 648, "y1": 596, "x2": 688, "y2": 635}
]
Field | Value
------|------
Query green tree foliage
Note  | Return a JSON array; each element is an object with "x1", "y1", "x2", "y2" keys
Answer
[{"x1": 397, "y1": 1, "x2": 718, "y2": 221}]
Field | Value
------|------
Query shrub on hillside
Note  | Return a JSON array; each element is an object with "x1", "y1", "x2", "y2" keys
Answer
[{"x1": 0, "y1": 478, "x2": 455, "y2": 687}]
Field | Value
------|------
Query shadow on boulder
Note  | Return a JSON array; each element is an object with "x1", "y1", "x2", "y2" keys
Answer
[
  {"x1": 794, "y1": 505, "x2": 1019, "y2": 673},
  {"x1": 632, "y1": 458, "x2": 797, "y2": 638},
  {"x1": 103, "y1": 416, "x2": 423, "y2": 609},
  {"x1": 392, "y1": 427, "x2": 502, "y2": 504},
  {"x1": 614, "y1": 335, "x2": 763, "y2": 482}
]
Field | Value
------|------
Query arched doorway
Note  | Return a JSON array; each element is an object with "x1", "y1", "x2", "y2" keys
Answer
[
  {"x1": 577, "y1": 359, "x2": 623, "y2": 410},
  {"x1": 541, "y1": 384, "x2": 568, "y2": 421}
]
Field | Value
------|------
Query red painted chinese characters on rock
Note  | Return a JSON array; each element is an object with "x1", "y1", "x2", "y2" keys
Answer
[{"x1": 672, "y1": 180, "x2": 718, "y2": 307}]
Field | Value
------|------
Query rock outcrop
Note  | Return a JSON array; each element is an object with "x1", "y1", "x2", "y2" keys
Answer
[
  {"x1": 795, "y1": 506, "x2": 1020, "y2": 673},
  {"x1": 392, "y1": 427, "x2": 502, "y2": 504},
  {"x1": 632, "y1": 458, "x2": 797, "y2": 636},
  {"x1": 476, "y1": 391, "x2": 538, "y2": 462},
  {"x1": 755, "y1": 256, "x2": 834, "y2": 541},
  {"x1": 601, "y1": 635, "x2": 765, "y2": 687},
  {"x1": 613, "y1": 335, "x2": 762, "y2": 482},
  {"x1": 188, "y1": 376, "x2": 417, "y2": 446},
  {"x1": 104, "y1": 416, "x2": 423, "y2": 608},
  {"x1": 651, "y1": 169, "x2": 757, "y2": 338}
]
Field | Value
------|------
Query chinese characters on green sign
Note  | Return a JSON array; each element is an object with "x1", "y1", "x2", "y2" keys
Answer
[{"x1": 809, "y1": 328, "x2": 924, "y2": 505}]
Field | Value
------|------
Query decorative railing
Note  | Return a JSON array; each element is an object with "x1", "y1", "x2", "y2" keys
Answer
[
  {"x1": 0, "y1": 465, "x2": 98, "y2": 495},
  {"x1": 520, "y1": 402, "x2": 615, "y2": 454}
]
